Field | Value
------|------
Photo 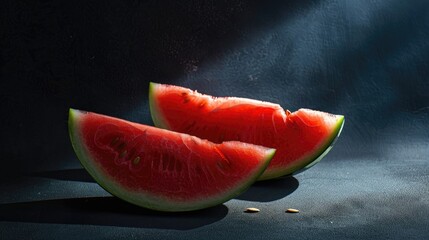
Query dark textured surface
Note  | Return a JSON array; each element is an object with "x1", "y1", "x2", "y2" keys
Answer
[
  {"x1": 1, "y1": 0, "x2": 428, "y2": 239},
  {"x1": 1, "y1": 154, "x2": 428, "y2": 239}
]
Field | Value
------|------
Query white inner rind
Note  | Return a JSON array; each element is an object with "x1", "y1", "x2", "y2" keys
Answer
[{"x1": 149, "y1": 82, "x2": 170, "y2": 130}]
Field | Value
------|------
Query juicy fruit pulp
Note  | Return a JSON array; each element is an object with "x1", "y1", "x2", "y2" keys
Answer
[
  {"x1": 68, "y1": 109, "x2": 275, "y2": 212},
  {"x1": 149, "y1": 83, "x2": 345, "y2": 180}
]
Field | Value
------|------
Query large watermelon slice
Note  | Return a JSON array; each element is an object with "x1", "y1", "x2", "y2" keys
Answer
[
  {"x1": 149, "y1": 83, "x2": 345, "y2": 180},
  {"x1": 68, "y1": 109, "x2": 275, "y2": 212}
]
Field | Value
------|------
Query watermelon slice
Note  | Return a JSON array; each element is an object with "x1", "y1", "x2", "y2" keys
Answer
[
  {"x1": 149, "y1": 83, "x2": 345, "y2": 180},
  {"x1": 68, "y1": 109, "x2": 275, "y2": 212}
]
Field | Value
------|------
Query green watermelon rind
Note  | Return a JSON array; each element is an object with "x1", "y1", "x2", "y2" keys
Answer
[
  {"x1": 149, "y1": 82, "x2": 170, "y2": 130},
  {"x1": 68, "y1": 108, "x2": 275, "y2": 212},
  {"x1": 258, "y1": 115, "x2": 345, "y2": 180},
  {"x1": 149, "y1": 82, "x2": 345, "y2": 180}
]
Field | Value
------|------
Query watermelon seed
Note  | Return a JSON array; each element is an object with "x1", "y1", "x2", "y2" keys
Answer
[
  {"x1": 286, "y1": 208, "x2": 299, "y2": 213},
  {"x1": 117, "y1": 142, "x2": 126, "y2": 150},
  {"x1": 286, "y1": 110, "x2": 291, "y2": 117},
  {"x1": 214, "y1": 147, "x2": 231, "y2": 167},
  {"x1": 120, "y1": 150, "x2": 127, "y2": 158},
  {"x1": 183, "y1": 97, "x2": 190, "y2": 103},
  {"x1": 216, "y1": 161, "x2": 225, "y2": 170},
  {"x1": 127, "y1": 148, "x2": 136, "y2": 160},
  {"x1": 111, "y1": 137, "x2": 119, "y2": 146},
  {"x1": 185, "y1": 121, "x2": 196, "y2": 131},
  {"x1": 245, "y1": 208, "x2": 260, "y2": 213},
  {"x1": 132, "y1": 156, "x2": 141, "y2": 165}
]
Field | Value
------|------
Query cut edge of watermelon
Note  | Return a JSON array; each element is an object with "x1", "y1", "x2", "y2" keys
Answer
[
  {"x1": 68, "y1": 109, "x2": 146, "y2": 206},
  {"x1": 149, "y1": 82, "x2": 170, "y2": 130},
  {"x1": 299, "y1": 115, "x2": 345, "y2": 170},
  {"x1": 149, "y1": 83, "x2": 345, "y2": 181},
  {"x1": 68, "y1": 108, "x2": 276, "y2": 212},
  {"x1": 258, "y1": 114, "x2": 345, "y2": 180}
]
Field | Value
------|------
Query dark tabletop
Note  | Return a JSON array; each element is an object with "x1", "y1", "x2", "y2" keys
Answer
[{"x1": 1, "y1": 0, "x2": 428, "y2": 239}]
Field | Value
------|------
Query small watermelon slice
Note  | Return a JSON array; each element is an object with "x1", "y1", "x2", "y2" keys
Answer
[
  {"x1": 68, "y1": 109, "x2": 275, "y2": 212},
  {"x1": 149, "y1": 83, "x2": 345, "y2": 180}
]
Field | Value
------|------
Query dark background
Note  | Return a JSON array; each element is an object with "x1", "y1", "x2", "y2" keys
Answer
[{"x1": 1, "y1": 0, "x2": 428, "y2": 239}]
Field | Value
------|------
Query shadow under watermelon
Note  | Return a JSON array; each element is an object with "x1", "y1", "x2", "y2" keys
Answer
[
  {"x1": 236, "y1": 176, "x2": 299, "y2": 202},
  {"x1": 28, "y1": 169, "x2": 299, "y2": 202},
  {"x1": 0, "y1": 197, "x2": 228, "y2": 230},
  {"x1": 28, "y1": 168, "x2": 95, "y2": 183}
]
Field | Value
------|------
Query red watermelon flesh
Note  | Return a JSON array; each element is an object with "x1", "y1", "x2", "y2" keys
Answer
[
  {"x1": 149, "y1": 83, "x2": 344, "y2": 180},
  {"x1": 68, "y1": 109, "x2": 275, "y2": 211}
]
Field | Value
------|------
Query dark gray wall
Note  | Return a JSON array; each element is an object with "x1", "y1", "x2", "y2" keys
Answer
[{"x1": 1, "y1": 0, "x2": 428, "y2": 174}]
